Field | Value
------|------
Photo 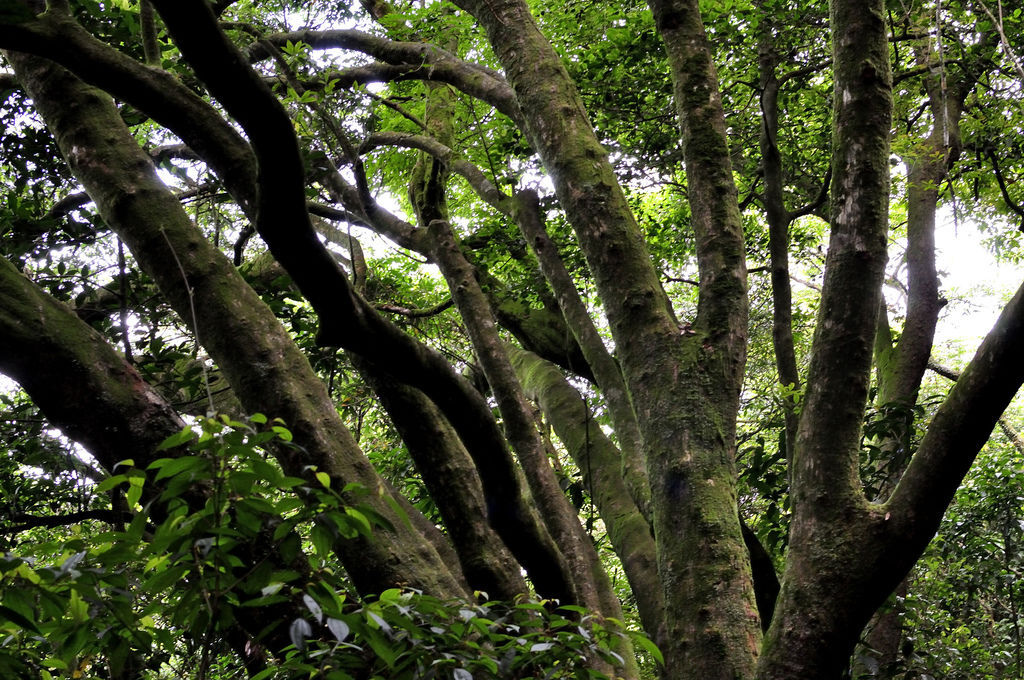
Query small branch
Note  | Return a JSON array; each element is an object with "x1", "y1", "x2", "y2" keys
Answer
[
  {"x1": 663, "y1": 273, "x2": 699, "y2": 286},
  {"x1": 892, "y1": 64, "x2": 933, "y2": 86},
  {"x1": 927, "y1": 359, "x2": 1024, "y2": 455},
  {"x1": 150, "y1": 143, "x2": 202, "y2": 164},
  {"x1": 248, "y1": 30, "x2": 523, "y2": 125},
  {"x1": 45, "y1": 191, "x2": 92, "y2": 219},
  {"x1": 776, "y1": 59, "x2": 829, "y2": 85},
  {"x1": 789, "y1": 167, "x2": 832, "y2": 220},
  {"x1": 790, "y1": 274, "x2": 822, "y2": 291},
  {"x1": 140, "y1": 0, "x2": 160, "y2": 67},
  {"x1": 986, "y1": 149, "x2": 1024, "y2": 229},
  {"x1": 3, "y1": 509, "x2": 133, "y2": 534},
  {"x1": 361, "y1": 87, "x2": 427, "y2": 131},
  {"x1": 375, "y1": 299, "x2": 454, "y2": 318},
  {"x1": 976, "y1": 0, "x2": 1024, "y2": 80},
  {"x1": 307, "y1": 201, "x2": 372, "y2": 230},
  {"x1": 361, "y1": 132, "x2": 513, "y2": 214},
  {"x1": 738, "y1": 175, "x2": 762, "y2": 211}
]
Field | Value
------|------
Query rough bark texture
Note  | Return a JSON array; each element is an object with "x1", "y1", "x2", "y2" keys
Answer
[
  {"x1": 645, "y1": 0, "x2": 762, "y2": 674},
  {"x1": 449, "y1": 0, "x2": 761, "y2": 675},
  {"x1": 426, "y1": 220, "x2": 599, "y2": 608},
  {"x1": 356, "y1": 359, "x2": 528, "y2": 601},
  {"x1": 0, "y1": 256, "x2": 186, "y2": 473},
  {"x1": 427, "y1": 218, "x2": 633, "y2": 675},
  {"x1": 514, "y1": 190, "x2": 649, "y2": 516},
  {"x1": 756, "y1": 0, "x2": 892, "y2": 674},
  {"x1": 139, "y1": 0, "x2": 582, "y2": 600},
  {"x1": 509, "y1": 346, "x2": 663, "y2": 643},
  {"x1": 862, "y1": 38, "x2": 981, "y2": 676},
  {"x1": 0, "y1": 253, "x2": 309, "y2": 665},
  {"x1": 8, "y1": 49, "x2": 466, "y2": 599}
]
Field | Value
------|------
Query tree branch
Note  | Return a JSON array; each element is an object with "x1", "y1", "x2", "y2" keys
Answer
[
  {"x1": 0, "y1": 11, "x2": 258, "y2": 213},
  {"x1": 375, "y1": 299, "x2": 453, "y2": 318},
  {"x1": 361, "y1": 132, "x2": 514, "y2": 214},
  {"x1": 927, "y1": 360, "x2": 1024, "y2": 456},
  {"x1": 246, "y1": 30, "x2": 522, "y2": 124},
  {"x1": 3, "y1": 509, "x2": 133, "y2": 534},
  {"x1": 887, "y1": 280, "x2": 1024, "y2": 555}
]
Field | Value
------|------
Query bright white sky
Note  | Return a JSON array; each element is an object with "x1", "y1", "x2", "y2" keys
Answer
[{"x1": 933, "y1": 220, "x2": 1023, "y2": 350}]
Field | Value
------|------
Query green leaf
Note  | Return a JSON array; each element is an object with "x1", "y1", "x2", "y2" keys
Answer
[
  {"x1": 41, "y1": 658, "x2": 67, "y2": 670},
  {"x1": 157, "y1": 426, "x2": 196, "y2": 450},
  {"x1": 67, "y1": 589, "x2": 88, "y2": 624},
  {"x1": 310, "y1": 522, "x2": 333, "y2": 557},
  {"x1": 0, "y1": 604, "x2": 41, "y2": 634},
  {"x1": 629, "y1": 630, "x2": 664, "y2": 665},
  {"x1": 240, "y1": 594, "x2": 291, "y2": 608},
  {"x1": 153, "y1": 456, "x2": 205, "y2": 482},
  {"x1": 94, "y1": 474, "x2": 127, "y2": 493},
  {"x1": 126, "y1": 475, "x2": 145, "y2": 508}
]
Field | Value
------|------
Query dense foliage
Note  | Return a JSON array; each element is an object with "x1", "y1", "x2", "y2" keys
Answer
[{"x1": 0, "y1": 0, "x2": 1022, "y2": 678}]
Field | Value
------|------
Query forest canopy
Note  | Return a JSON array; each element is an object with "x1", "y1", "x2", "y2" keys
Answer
[{"x1": 0, "y1": 0, "x2": 1023, "y2": 678}]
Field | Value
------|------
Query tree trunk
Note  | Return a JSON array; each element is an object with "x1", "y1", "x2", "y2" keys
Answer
[
  {"x1": 8, "y1": 49, "x2": 468, "y2": 599},
  {"x1": 756, "y1": 0, "x2": 893, "y2": 674}
]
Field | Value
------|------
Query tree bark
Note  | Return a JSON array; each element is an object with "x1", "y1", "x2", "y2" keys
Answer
[
  {"x1": 427, "y1": 217, "x2": 633, "y2": 675},
  {"x1": 756, "y1": 0, "x2": 893, "y2": 673},
  {"x1": 509, "y1": 346, "x2": 663, "y2": 643},
  {"x1": 356, "y1": 358, "x2": 528, "y2": 601},
  {"x1": 8, "y1": 49, "x2": 467, "y2": 599},
  {"x1": 451, "y1": 0, "x2": 760, "y2": 675}
]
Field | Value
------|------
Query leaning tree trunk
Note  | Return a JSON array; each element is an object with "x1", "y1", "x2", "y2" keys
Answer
[{"x1": 8, "y1": 49, "x2": 468, "y2": 599}]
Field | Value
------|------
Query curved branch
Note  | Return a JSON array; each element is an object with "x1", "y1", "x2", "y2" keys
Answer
[
  {"x1": 887, "y1": 280, "x2": 1024, "y2": 555},
  {"x1": 247, "y1": 29, "x2": 522, "y2": 123},
  {"x1": 0, "y1": 12, "x2": 258, "y2": 212},
  {"x1": 788, "y1": 167, "x2": 831, "y2": 221},
  {"x1": 927, "y1": 360, "x2": 1024, "y2": 456},
  {"x1": 141, "y1": 3, "x2": 586, "y2": 601},
  {"x1": 362, "y1": 132, "x2": 513, "y2": 214},
  {"x1": 9, "y1": 46, "x2": 467, "y2": 598},
  {"x1": 987, "y1": 149, "x2": 1024, "y2": 227},
  {"x1": 4, "y1": 510, "x2": 133, "y2": 534},
  {"x1": 376, "y1": 298, "x2": 453, "y2": 317}
]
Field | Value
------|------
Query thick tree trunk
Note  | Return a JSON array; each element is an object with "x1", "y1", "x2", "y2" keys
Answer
[
  {"x1": 426, "y1": 218, "x2": 634, "y2": 676},
  {"x1": 862, "y1": 37, "x2": 979, "y2": 676},
  {"x1": 757, "y1": 0, "x2": 893, "y2": 674},
  {"x1": 8, "y1": 50, "x2": 468, "y2": 599},
  {"x1": 0, "y1": 254, "x2": 308, "y2": 665},
  {"x1": 425, "y1": 219, "x2": 613, "y2": 612},
  {"x1": 451, "y1": 0, "x2": 760, "y2": 675},
  {"x1": 356, "y1": 359, "x2": 529, "y2": 601}
]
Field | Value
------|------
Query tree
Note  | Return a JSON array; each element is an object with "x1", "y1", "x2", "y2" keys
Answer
[{"x1": 0, "y1": 0, "x2": 1022, "y2": 678}]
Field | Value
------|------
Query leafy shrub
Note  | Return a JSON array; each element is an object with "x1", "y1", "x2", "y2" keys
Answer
[{"x1": 0, "y1": 415, "x2": 653, "y2": 679}]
